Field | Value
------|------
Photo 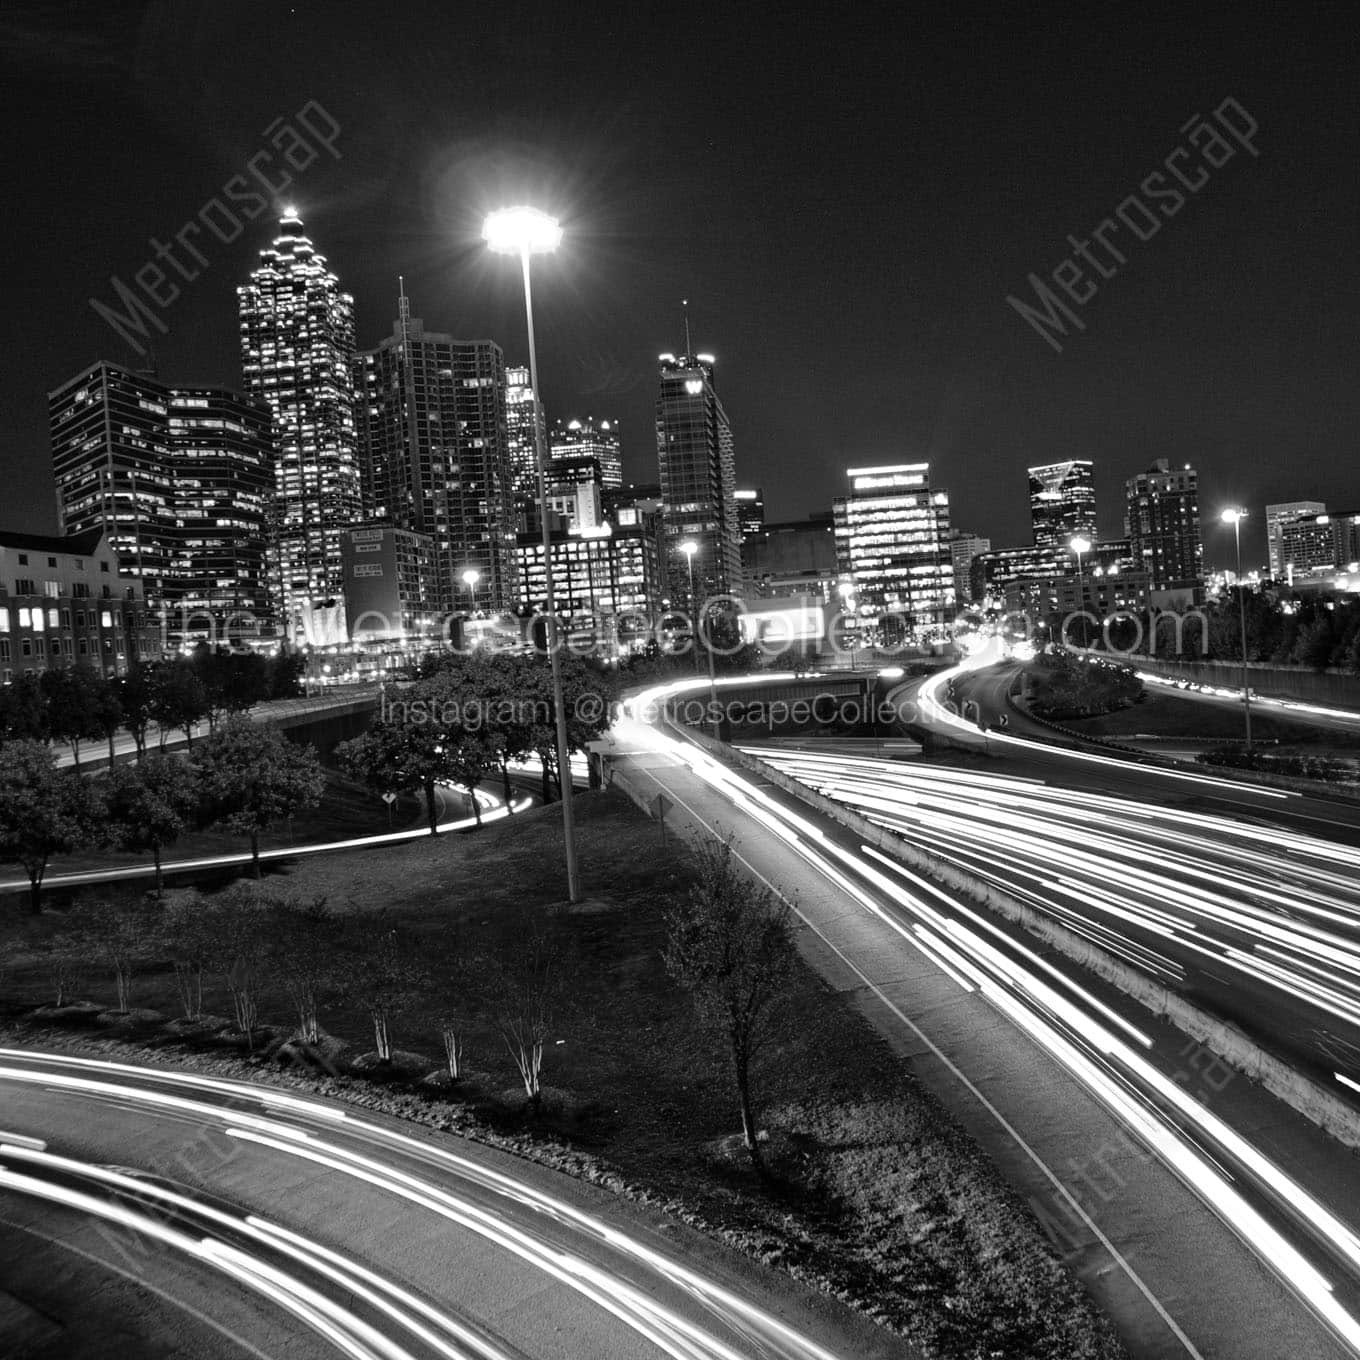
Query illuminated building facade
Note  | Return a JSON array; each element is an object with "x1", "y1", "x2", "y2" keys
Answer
[
  {"x1": 1266, "y1": 501, "x2": 1326, "y2": 579},
  {"x1": 1124, "y1": 459, "x2": 1204, "y2": 592},
  {"x1": 48, "y1": 361, "x2": 178, "y2": 620},
  {"x1": 735, "y1": 488, "x2": 765, "y2": 545},
  {"x1": 949, "y1": 531, "x2": 990, "y2": 604},
  {"x1": 238, "y1": 209, "x2": 361, "y2": 633},
  {"x1": 0, "y1": 527, "x2": 159, "y2": 681},
  {"x1": 551, "y1": 417, "x2": 622, "y2": 489},
  {"x1": 166, "y1": 388, "x2": 275, "y2": 644},
  {"x1": 353, "y1": 296, "x2": 518, "y2": 612},
  {"x1": 1028, "y1": 459, "x2": 1097, "y2": 549},
  {"x1": 655, "y1": 350, "x2": 742, "y2": 603},
  {"x1": 340, "y1": 525, "x2": 440, "y2": 642},
  {"x1": 1280, "y1": 511, "x2": 1360, "y2": 577},
  {"x1": 506, "y1": 365, "x2": 547, "y2": 501},
  {"x1": 833, "y1": 463, "x2": 953, "y2": 635}
]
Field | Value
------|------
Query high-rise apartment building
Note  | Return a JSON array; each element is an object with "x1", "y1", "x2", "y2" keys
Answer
[
  {"x1": 166, "y1": 388, "x2": 275, "y2": 641},
  {"x1": 506, "y1": 365, "x2": 547, "y2": 502},
  {"x1": 655, "y1": 349, "x2": 742, "y2": 603},
  {"x1": 949, "y1": 532, "x2": 991, "y2": 605},
  {"x1": 744, "y1": 513, "x2": 837, "y2": 601},
  {"x1": 550, "y1": 417, "x2": 622, "y2": 489},
  {"x1": 48, "y1": 361, "x2": 178, "y2": 619},
  {"x1": 1266, "y1": 501, "x2": 1327, "y2": 579},
  {"x1": 833, "y1": 463, "x2": 953, "y2": 636},
  {"x1": 1028, "y1": 460, "x2": 1097, "y2": 549},
  {"x1": 352, "y1": 295, "x2": 517, "y2": 611},
  {"x1": 50, "y1": 362, "x2": 275, "y2": 644},
  {"x1": 238, "y1": 209, "x2": 361, "y2": 633},
  {"x1": 1279, "y1": 511, "x2": 1360, "y2": 578},
  {"x1": 1124, "y1": 459, "x2": 1204, "y2": 593}
]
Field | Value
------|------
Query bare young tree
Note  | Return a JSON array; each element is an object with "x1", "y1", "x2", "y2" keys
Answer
[
  {"x1": 664, "y1": 838, "x2": 796, "y2": 1172},
  {"x1": 339, "y1": 916, "x2": 425, "y2": 1063},
  {"x1": 267, "y1": 895, "x2": 334, "y2": 1044},
  {"x1": 206, "y1": 889, "x2": 271, "y2": 1047},
  {"x1": 492, "y1": 928, "x2": 557, "y2": 1109},
  {"x1": 67, "y1": 891, "x2": 157, "y2": 1015},
  {"x1": 161, "y1": 897, "x2": 216, "y2": 1021}
]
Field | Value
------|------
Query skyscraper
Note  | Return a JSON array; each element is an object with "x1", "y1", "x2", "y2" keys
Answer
[
  {"x1": 238, "y1": 209, "x2": 361, "y2": 634},
  {"x1": 1266, "y1": 501, "x2": 1326, "y2": 579},
  {"x1": 49, "y1": 361, "x2": 274, "y2": 643},
  {"x1": 506, "y1": 365, "x2": 547, "y2": 502},
  {"x1": 353, "y1": 293, "x2": 520, "y2": 611},
  {"x1": 1028, "y1": 460, "x2": 1097, "y2": 549},
  {"x1": 166, "y1": 388, "x2": 275, "y2": 641},
  {"x1": 551, "y1": 417, "x2": 622, "y2": 488},
  {"x1": 1124, "y1": 459, "x2": 1204, "y2": 593},
  {"x1": 735, "y1": 488, "x2": 766, "y2": 545},
  {"x1": 949, "y1": 531, "x2": 991, "y2": 604},
  {"x1": 655, "y1": 349, "x2": 742, "y2": 602},
  {"x1": 49, "y1": 360, "x2": 177, "y2": 620},
  {"x1": 833, "y1": 463, "x2": 953, "y2": 636}
]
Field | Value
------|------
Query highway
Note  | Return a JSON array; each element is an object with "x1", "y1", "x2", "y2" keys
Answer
[
  {"x1": 0, "y1": 1049, "x2": 870, "y2": 1360},
  {"x1": 609, "y1": 672, "x2": 1360, "y2": 1359}
]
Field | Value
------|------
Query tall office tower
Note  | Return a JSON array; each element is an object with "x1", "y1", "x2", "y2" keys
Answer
[
  {"x1": 833, "y1": 464, "x2": 954, "y2": 636},
  {"x1": 166, "y1": 389, "x2": 275, "y2": 642},
  {"x1": 550, "y1": 417, "x2": 622, "y2": 488},
  {"x1": 949, "y1": 531, "x2": 991, "y2": 605},
  {"x1": 1124, "y1": 458, "x2": 1204, "y2": 592},
  {"x1": 1028, "y1": 460, "x2": 1097, "y2": 549},
  {"x1": 506, "y1": 365, "x2": 547, "y2": 501},
  {"x1": 1266, "y1": 501, "x2": 1326, "y2": 579},
  {"x1": 48, "y1": 360, "x2": 178, "y2": 620},
  {"x1": 734, "y1": 488, "x2": 766, "y2": 544},
  {"x1": 353, "y1": 298, "x2": 519, "y2": 611},
  {"x1": 655, "y1": 348, "x2": 742, "y2": 603},
  {"x1": 238, "y1": 209, "x2": 361, "y2": 634}
]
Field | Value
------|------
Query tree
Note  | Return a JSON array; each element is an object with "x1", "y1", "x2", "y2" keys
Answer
[
  {"x1": 0, "y1": 741, "x2": 98, "y2": 913},
  {"x1": 194, "y1": 718, "x2": 324, "y2": 875},
  {"x1": 266, "y1": 894, "x2": 335, "y2": 1044},
  {"x1": 0, "y1": 672, "x2": 49, "y2": 746},
  {"x1": 161, "y1": 895, "x2": 216, "y2": 1021},
  {"x1": 664, "y1": 839, "x2": 796, "y2": 1171},
  {"x1": 116, "y1": 667, "x2": 155, "y2": 760},
  {"x1": 93, "y1": 671, "x2": 125, "y2": 767},
  {"x1": 447, "y1": 730, "x2": 496, "y2": 827},
  {"x1": 338, "y1": 916, "x2": 426, "y2": 1063},
  {"x1": 150, "y1": 660, "x2": 209, "y2": 747},
  {"x1": 42, "y1": 665, "x2": 107, "y2": 769},
  {"x1": 104, "y1": 752, "x2": 200, "y2": 895},
  {"x1": 66, "y1": 891, "x2": 155, "y2": 1014},
  {"x1": 491, "y1": 924, "x2": 557, "y2": 1108},
  {"x1": 204, "y1": 887, "x2": 270, "y2": 1046},
  {"x1": 338, "y1": 710, "x2": 453, "y2": 836}
]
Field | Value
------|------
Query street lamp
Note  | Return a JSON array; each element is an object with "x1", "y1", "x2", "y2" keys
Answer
[
  {"x1": 1069, "y1": 535, "x2": 1092, "y2": 649},
  {"x1": 461, "y1": 567, "x2": 480, "y2": 615},
  {"x1": 837, "y1": 580, "x2": 856, "y2": 669},
  {"x1": 1220, "y1": 508, "x2": 1253, "y2": 751},
  {"x1": 680, "y1": 539, "x2": 700, "y2": 672},
  {"x1": 483, "y1": 205, "x2": 580, "y2": 903}
]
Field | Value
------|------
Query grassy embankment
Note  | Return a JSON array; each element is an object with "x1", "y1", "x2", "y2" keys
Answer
[{"x1": 1, "y1": 791, "x2": 1125, "y2": 1360}]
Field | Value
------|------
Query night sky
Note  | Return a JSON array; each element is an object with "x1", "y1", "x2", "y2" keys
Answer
[{"x1": 3, "y1": 1, "x2": 1357, "y2": 569}]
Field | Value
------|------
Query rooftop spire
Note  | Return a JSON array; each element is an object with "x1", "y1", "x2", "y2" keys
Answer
[{"x1": 682, "y1": 298, "x2": 692, "y2": 358}]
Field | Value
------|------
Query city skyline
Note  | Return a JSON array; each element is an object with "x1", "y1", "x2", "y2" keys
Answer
[{"x1": 5, "y1": 7, "x2": 1359, "y2": 570}]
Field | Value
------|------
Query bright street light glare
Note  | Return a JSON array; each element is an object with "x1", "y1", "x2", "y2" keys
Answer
[
  {"x1": 1069, "y1": 535, "x2": 1092, "y2": 554},
  {"x1": 1221, "y1": 508, "x2": 1247, "y2": 525},
  {"x1": 482, "y1": 207, "x2": 562, "y2": 256},
  {"x1": 680, "y1": 540, "x2": 698, "y2": 557},
  {"x1": 461, "y1": 568, "x2": 480, "y2": 587}
]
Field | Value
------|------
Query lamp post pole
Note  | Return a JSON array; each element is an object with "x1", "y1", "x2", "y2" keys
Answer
[
  {"x1": 1224, "y1": 509, "x2": 1253, "y2": 752},
  {"x1": 485, "y1": 207, "x2": 579, "y2": 903}
]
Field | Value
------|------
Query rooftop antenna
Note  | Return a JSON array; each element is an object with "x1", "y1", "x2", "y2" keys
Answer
[
  {"x1": 398, "y1": 275, "x2": 411, "y2": 336},
  {"x1": 682, "y1": 298, "x2": 693, "y2": 358}
]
